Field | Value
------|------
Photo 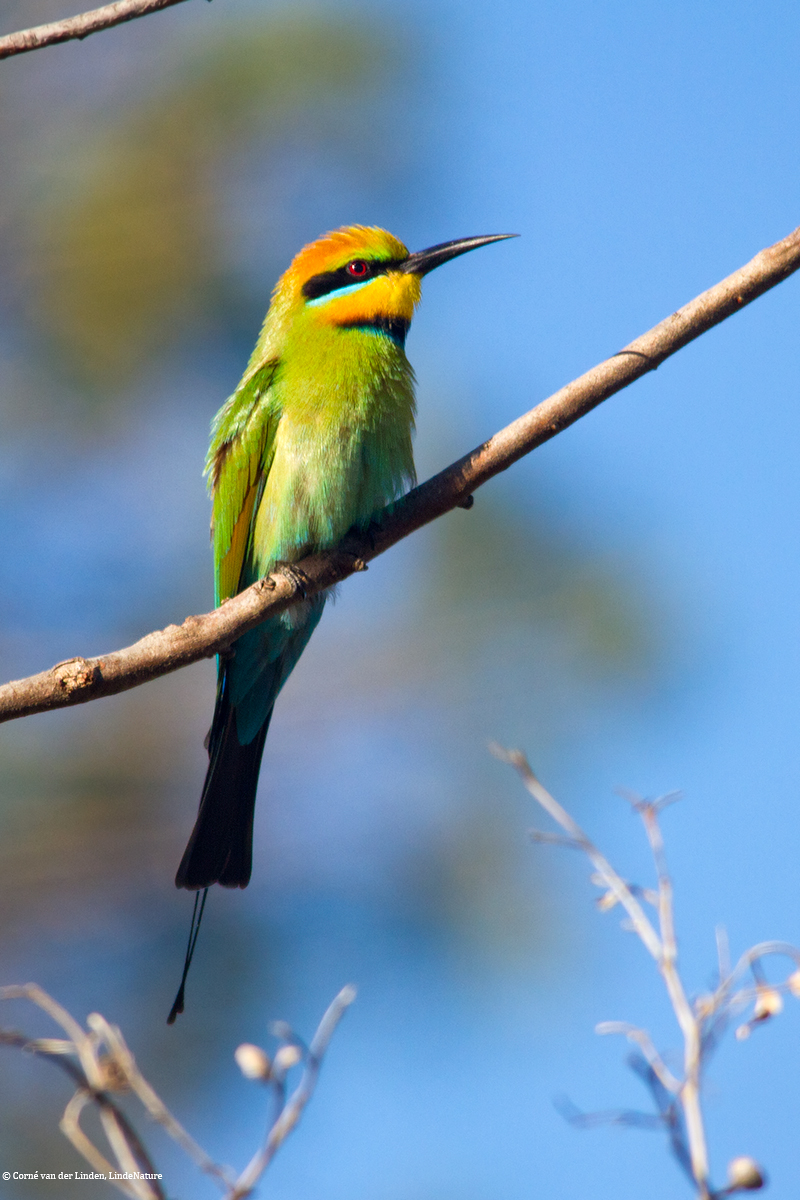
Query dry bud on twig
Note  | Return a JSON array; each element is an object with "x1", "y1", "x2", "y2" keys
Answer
[
  {"x1": 726, "y1": 1156, "x2": 765, "y2": 1191},
  {"x1": 752, "y1": 987, "x2": 783, "y2": 1022},
  {"x1": 234, "y1": 1044, "x2": 272, "y2": 1082},
  {"x1": 273, "y1": 1044, "x2": 303, "y2": 1073}
]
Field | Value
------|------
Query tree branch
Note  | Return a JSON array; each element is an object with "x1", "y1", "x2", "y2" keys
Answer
[
  {"x1": 2, "y1": 223, "x2": 799, "y2": 724},
  {"x1": 0, "y1": 0, "x2": 193, "y2": 62}
]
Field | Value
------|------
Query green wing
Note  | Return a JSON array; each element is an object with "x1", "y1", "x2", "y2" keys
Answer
[{"x1": 206, "y1": 360, "x2": 280, "y2": 605}]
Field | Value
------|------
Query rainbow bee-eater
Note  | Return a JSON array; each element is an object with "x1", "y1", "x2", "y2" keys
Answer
[{"x1": 177, "y1": 225, "x2": 514, "y2": 897}]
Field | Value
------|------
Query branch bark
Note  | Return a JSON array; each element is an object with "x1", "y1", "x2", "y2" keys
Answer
[
  {"x1": 0, "y1": 0, "x2": 193, "y2": 61},
  {"x1": 1, "y1": 223, "x2": 799, "y2": 724}
]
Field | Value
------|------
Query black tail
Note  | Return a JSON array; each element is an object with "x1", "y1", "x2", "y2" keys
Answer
[{"x1": 176, "y1": 682, "x2": 272, "y2": 890}]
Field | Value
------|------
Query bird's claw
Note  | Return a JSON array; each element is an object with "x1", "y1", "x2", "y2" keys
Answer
[
  {"x1": 277, "y1": 562, "x2": 312, "y2": 600},
  {"x1": 362, "y1": 517, "x2": 383, "y2": 551}
]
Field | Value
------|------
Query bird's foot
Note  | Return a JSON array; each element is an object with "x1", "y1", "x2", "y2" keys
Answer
[
  {"x1": 275, "y1": 561, "x2": 312, "y2": 600},
  {"x1": 338, "y1": 531, "x2": 371, "y2": 574},
  {"x1": 359, "y1": 516, "x2": 383, "y2": 551}
]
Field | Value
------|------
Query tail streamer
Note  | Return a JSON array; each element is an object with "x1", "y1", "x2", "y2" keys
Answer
[{"x1": 167, "y1": 887, "x2": 209, "y2": 1025}]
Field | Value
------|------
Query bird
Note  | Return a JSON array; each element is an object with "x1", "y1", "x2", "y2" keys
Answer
[{"x1": 168, "y1": 225, "x2": 514, "y2": 1019}]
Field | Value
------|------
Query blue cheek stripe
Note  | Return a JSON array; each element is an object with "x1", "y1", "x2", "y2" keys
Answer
[{"x1": 306, "y1": 279, "x2": 372, "y2": 306}]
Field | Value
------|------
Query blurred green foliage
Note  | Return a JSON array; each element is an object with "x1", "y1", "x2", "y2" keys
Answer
[
  {"x1": 426, "y1": 495, "x2": 654, "y2": 678},
  {"x1": 17, "y1": 14, "x2": 405, "y2": 396},
  {"x1": 388, "y1": 493, "x2": 660, "y2": 960}
]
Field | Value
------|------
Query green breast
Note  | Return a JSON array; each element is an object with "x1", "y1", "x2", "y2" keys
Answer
[{"x1": 248, "y1": 325, "x2": 417, "y2": 577}]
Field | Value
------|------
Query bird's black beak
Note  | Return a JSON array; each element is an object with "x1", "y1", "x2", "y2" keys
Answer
[{"x1": 400, "y1": 233, "x2": 518, "y2": 276}]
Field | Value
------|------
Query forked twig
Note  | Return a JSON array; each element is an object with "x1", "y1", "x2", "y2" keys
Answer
[
  {"x1": 231, "y1": 985, "x2": 357, "y2": 1198},
  {"x1": 490, "y1": 746, "x2": 662, "y2": 960},
  {"x1": 0, "y1": 982, "x2": 356, "y2": 1198},
  {"x1": 495, "y1": 746, "x2": 793, "y2": 1198}
]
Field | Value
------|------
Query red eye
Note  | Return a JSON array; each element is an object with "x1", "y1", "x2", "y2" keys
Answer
[{"x1": 346, "y1": 259, "x2": 369, "y2": 278}]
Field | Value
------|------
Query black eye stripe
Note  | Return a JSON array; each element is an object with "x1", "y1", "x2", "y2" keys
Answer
[{"x1": 302, "y1": 257, "x2": 407, "y2": 301}]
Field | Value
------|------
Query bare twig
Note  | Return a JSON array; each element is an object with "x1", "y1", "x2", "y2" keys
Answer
[
  {"x1": 0, "y1": 0, "x2": 193, "y2": 62},
  {"x1": 0, "y1": 983, "x2": 355, "y2": 1199},
  {"x1": 497, "y1": 749, "x2": 794, "y2": 1198},
  {"x1": 491, "y1": 746, "x2": 662, "y2": 959},
  {"x1": 1, "y1": 224, "x2": 800, "y2": 725},
  {"x1": 0, "y1": 1002, "x2": 166, "y2": 1198},
  {"x1": 556, "y1": 1091, "x2": 664, "y2": 1132},
  {"x1": 637, "y1": 801, "x2": 709, "y2": 1189},
  {"x1": 231, "y1": 985, "x2": 357, "y2": 1198},
  {"x1": 61, "y1": 1091, "x2": 158, "y2": 1200},
  {"x1": 595, "y1": 1022, "x2": 682, "y2": 1095},
  {"x1": 84, "y1": 1011, "x2": 234, "y2": 1190},
  {"x1": 495, "y1": 750, "x2": 706, "y2": 1190}
]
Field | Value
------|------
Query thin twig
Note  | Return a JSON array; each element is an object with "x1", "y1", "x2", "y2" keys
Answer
[
  {"x1": 61, "y1": 1091, "x2": 132, "y2": 1192},
  {"x1": 499, "y1": 751, "x2": 792, "y2": 1198},
  {"x1": 85, "y1": 1012, "x2": 235, "y2": 1190},
  {"x1": 0, "y1": 995, "x2": 167, "y2": 1199},
  {"x1": 231, "y1": 985, "x2": 357, "y2": 1199},
  {"x1": 595, "y1": 1022, "x2": 682, "y2": 1095},
  {"x1": 1, "y1": 983, "x2": 105, "y2": 1088},
  {"x1": 2, "y1": 984, "x2": 355, "y2": 1199},
  {"x1": 555, "y1": 1092, "x2": 664, "y2": 1132},
  {"x1": 638, "y1": 803, "x2": 709, "y2": 1194},
  {"x1": 497, "y1": 750, "x2": 719, "y2": 1184},
  {"x1": 505, "y1": 753, "x2": 702, "y2": 1182},
  {"x1": 626, "y1": 1055, "x2": 694, "y2": 1187},
  {"x1": 98, "y1": 1108, "x2": 157, "y2": 1199},
  {"x1": 0, "y1": 0, "x2": 193, "y2": 62},
  {"x1": 492, "y1": 746, "x2": 662, "y2": 959},
  {"x1": 2, "y1": 224, "x2": 800, "y2": 724},
  {"x1": 707, "y1": 941, "x2": 800, "y2": 1023}
]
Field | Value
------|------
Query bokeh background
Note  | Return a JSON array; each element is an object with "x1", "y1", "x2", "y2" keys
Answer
[{"x1": 1, "y1": 1, "x2": 799, "y2": 1196}]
